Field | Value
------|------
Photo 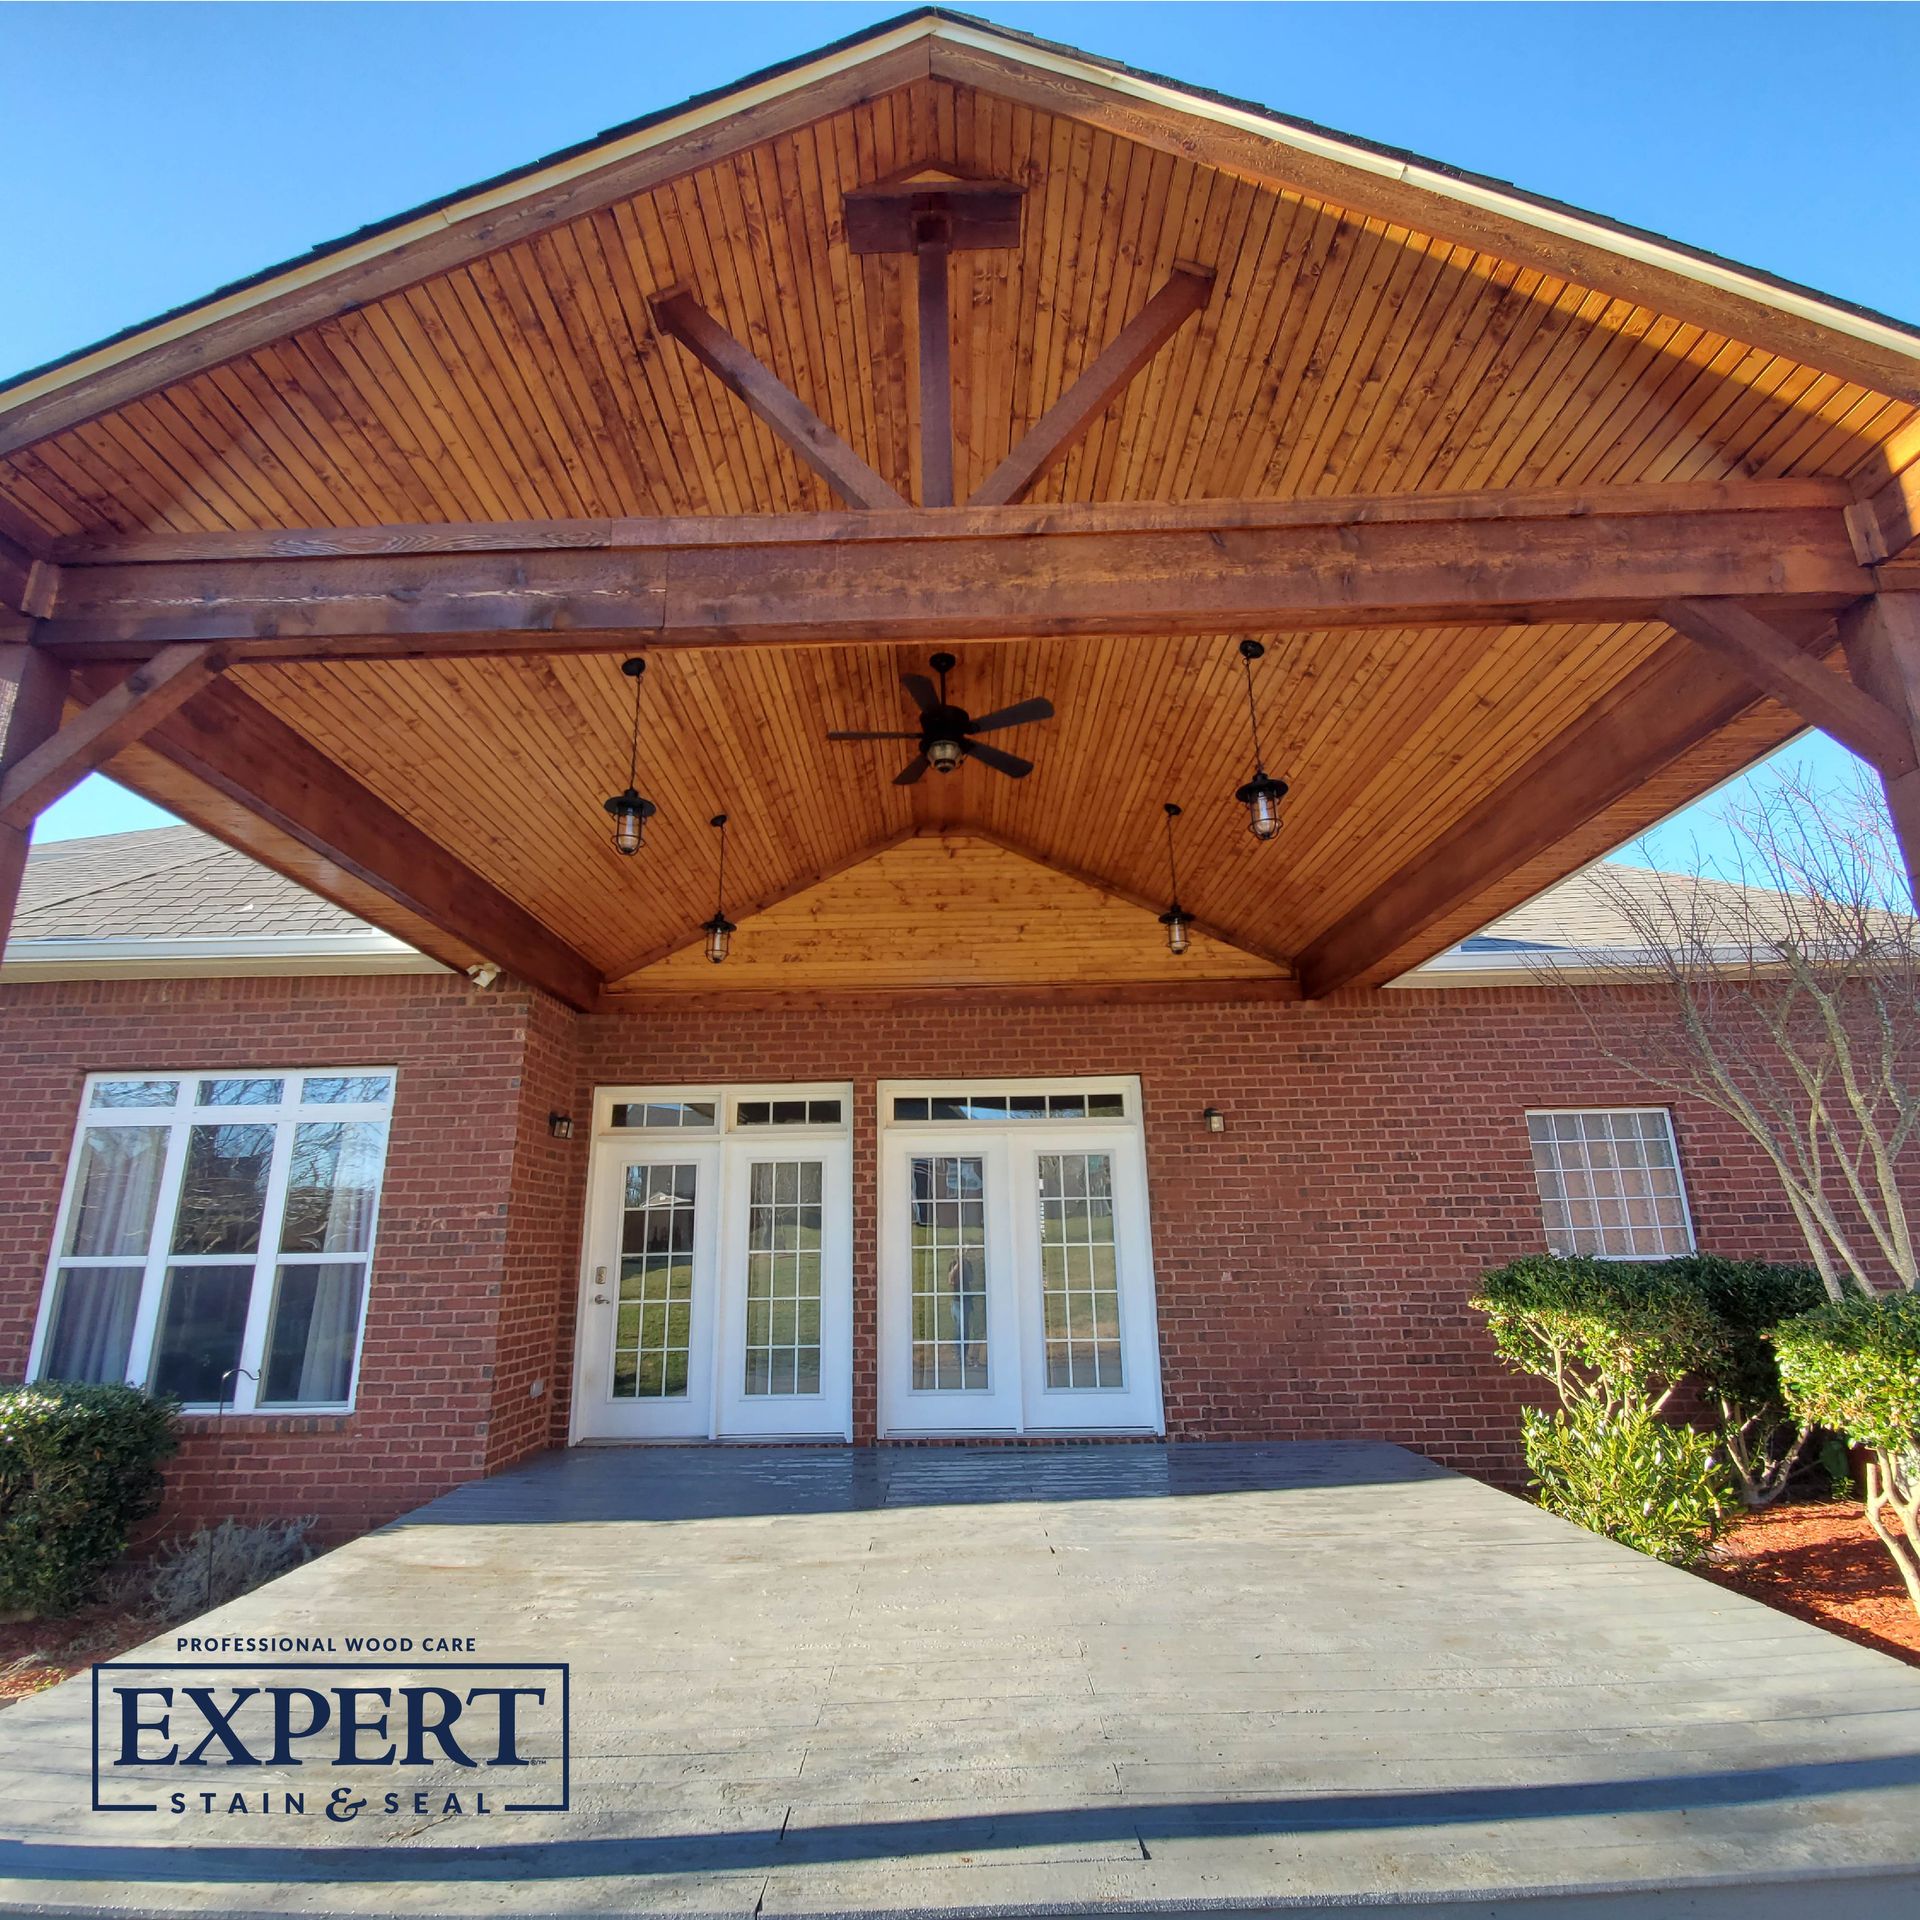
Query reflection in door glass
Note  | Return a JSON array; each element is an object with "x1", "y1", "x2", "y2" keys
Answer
[
  {"x1": 1039, "y1": 1152, "x2": 1123, "y2": 1388},
  {"x1": 614, "y1": 1163, "x2": 696, "y2": 1397},
  {"x1": 745, "y1": 1160, "x2": 823, "y2": 1395},
  {"x1": 909, "y1": 1155, "x2": 988, "y2": 1389}
]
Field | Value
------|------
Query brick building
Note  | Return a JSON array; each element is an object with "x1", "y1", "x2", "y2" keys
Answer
[
  {"x1": 4, "y1": 13, "x2": 1918, "y2": 1541},
  {"x1": 0, "y1": 828, "x2": 1814, "y2": 1538}
]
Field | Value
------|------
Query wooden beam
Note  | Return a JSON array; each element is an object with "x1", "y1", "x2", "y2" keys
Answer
[
  {"x1": 111, "y1": 674, "x2": 603, "y2": 1010},
  {"x1": 0, "y1": 645, "x2": 71, "y2": 951},
  {"x1": 652, "y1": 290, "x2": 908, "y2": 511},
  {"x1": 0, "y1": 526, "x2": 58, "y2": 621},
  {"x1": 927, "y1": 35, "x2": 1920, "y2": 407},
  {"x1": 0, "y1": 643, "x2": 225, "y2": 831},
  {"x1": 0, "y1": 39, "x2": 932, "y2": 460},
  {"x1": 1660, "y1": 599, "x2": 1913, "y2": 775},
  {"x1": 916, "y1": 236, "x2": 955, "y2": 508},
  {"x1": 970, "y1": 268, "x2": 1213, "y2": 507},
  {"x1": 1293, "y1": 628, "x2": 1811, "y2": 998},
  {"x1": 1840, "y1": 592, "x2": 1920, "y2": 912},
  {"x1": 1847, "y1": 460, "x2": 1920, "y2": 565},
  {"x1": 34, "y1": 480, "x2": 1871, "y2": 664}
]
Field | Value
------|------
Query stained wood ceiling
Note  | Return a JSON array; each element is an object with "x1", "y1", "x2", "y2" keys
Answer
[{"x1": 6, "y1": 28, "x2": 1918, "y2": 998}]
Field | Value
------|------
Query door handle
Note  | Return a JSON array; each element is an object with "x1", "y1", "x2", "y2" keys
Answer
[{"x1": 592, "y1": 1264, "x2": 609, "y2": 1305}]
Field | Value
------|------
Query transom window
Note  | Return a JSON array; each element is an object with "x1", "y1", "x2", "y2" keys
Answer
[
  {"x1": 1526, "y1": 1109, "x2": 1693, "y2": 1260},
  {"x1": 892, "y1": 1090, "x2": 1127, "y2": 1123},
  {"x1": 33, "y1": 1072, "x2": 396, "y2": 1410}
]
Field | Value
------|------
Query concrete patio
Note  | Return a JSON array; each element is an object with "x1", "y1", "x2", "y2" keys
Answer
[{"x1": 2, "y1": 1441, "x2": 1918, "y2": 1916}]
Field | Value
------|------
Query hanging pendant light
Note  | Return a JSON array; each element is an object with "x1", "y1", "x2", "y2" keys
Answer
[
  {"x1": 1157, "y1": 802, "x2": 1191, "y2": 956},
  {"x1": 701, "y1": 813, "x2": 738, "y2": 964},
  {"x1": 1233, "y1": 638, "x2": 1289, "y2": 842},
  {"x1": 602, "y1": 657, "x2": 657, "y2": 856}
]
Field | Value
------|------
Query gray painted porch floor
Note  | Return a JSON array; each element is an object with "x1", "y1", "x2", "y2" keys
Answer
[{"x1": 2, "y1": 1441, "x2": 1918, "y2": 1917}]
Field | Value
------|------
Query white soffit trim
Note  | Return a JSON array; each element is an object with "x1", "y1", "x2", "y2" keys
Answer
[
  {"x1": 0, "y1": 934, "x2": 449, "y2": 982},
  {"x1": 4, "y1": 15, "x2": 1917, "y2": 430}
]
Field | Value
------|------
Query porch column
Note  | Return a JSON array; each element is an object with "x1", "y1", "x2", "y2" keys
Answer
[
  {"x1": 1842, "y1": 590, "x2": 1920, "y2": 911},
  {"x1": 0, "y1": 645, "x2": 70, "y2": 951}
]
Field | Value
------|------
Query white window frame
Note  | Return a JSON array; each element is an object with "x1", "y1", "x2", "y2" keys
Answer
[
  {"x1": 28, "y1": 1069, "x2": 397, "y2": 1413},
  {"x1": 1525, "y1": 1106, "x2": 1696, "y2": 1261}
]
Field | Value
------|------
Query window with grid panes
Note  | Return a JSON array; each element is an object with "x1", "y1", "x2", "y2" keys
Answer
[{"x1": 1526, "y1": 1109, "x2": 1693, "y2": 1258}]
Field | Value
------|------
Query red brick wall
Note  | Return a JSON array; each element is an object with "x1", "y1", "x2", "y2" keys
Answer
[
  {"x1": 0, "y1": 973, "x2": 546, "y2": 1540},
  {"x1": 0, "y1": 972, "x2": 1822, "y2": 1540},
  {"x1": 567, "y1": 988, "x2": 1815, "y2": 1477}
]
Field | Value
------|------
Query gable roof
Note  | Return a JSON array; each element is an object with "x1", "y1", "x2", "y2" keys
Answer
[
  {"x1": 3, "y1": 826, "x2": 439, "y2": 980},
  {"x1": 5, "y1": 5, "x2": 1918, "y2": 443}
]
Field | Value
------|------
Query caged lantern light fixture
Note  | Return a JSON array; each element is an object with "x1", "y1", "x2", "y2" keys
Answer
[
  {"x1": 1233, "y1": 638, "x2": 1290, "y2": 842},
  {"x1": 701, "y1": 813, "x2": 738, "y2": 965},
  {"x1": 1157, "y1": 802, "x2": 1191, "y2": 956},
  {"x1": 602, "y1": 657, "x2": 657, "y2": 856}
]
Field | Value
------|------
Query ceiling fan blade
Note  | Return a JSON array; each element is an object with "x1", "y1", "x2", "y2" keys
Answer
[
  {"x1": 964, "y1": 739, "x2": 1034, "y2": 779},
  {"x1": 965, "y1": 696, "x2": 1055, "y2": 735},
  {"x1": 827, "y1": 729, "x2": 923, "y2": 741},
  {"x1": 892, "y1": 751, "x2": 931, "y2": 786},
  {"x1": 900, "y1": 672, "x2": 940, "y2": 715}
]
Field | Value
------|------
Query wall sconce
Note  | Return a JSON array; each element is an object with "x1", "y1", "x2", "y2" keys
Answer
[
  {"x1": 548, "y1": 1112, "x2": 575, "y2": 1140},
  {"x1": 1203, "y1": 1107, "x2": 1226, "y2": 1134}
]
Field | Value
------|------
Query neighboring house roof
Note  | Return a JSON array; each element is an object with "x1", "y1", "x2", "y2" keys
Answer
[
  {"x1": 3, "y1": 826, "x2": 444, "y2": 980},
  {"x1": 1, "y1": 825, "x2": 1832, "y2": 991}
]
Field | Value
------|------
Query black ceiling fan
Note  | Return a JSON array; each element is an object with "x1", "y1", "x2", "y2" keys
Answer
[{"x1": 827, "y1": 653, "x2": 1055, "y2": 785}]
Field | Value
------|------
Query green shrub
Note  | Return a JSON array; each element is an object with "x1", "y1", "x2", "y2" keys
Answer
[
  {"x1": 1773, "y1": 1291, "x2": 1920, "y2": 1455},
  {"x1": 1473, "y1": 1255, "x2": 1721, "y2": 1408},
  {"x1": 1775, "y1": 1290, "x2": 1920, "y2": 1618},
  {"x1": 0, "y1": 1384, "x2": 177, "y2": 1616},
  {"x1": 1523, "y1": 1401, "x2": 1732, "y2": 1565}
]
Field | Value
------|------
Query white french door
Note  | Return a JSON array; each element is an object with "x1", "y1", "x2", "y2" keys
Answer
[
  {"x1": 878, "y1": 1079, "x2": 1163, "y2": 1436},
  {"x1": 573, "y1": 1087, "x2": 852, "y2": 1441}
]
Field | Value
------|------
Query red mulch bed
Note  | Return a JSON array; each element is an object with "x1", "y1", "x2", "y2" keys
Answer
[
  {"x1": 0, "y1": 1606, "x2": 160, "y2": 1706},
  {"x1": 1700, "y1": 1498, "x2": 1920, "y2": 1668}
]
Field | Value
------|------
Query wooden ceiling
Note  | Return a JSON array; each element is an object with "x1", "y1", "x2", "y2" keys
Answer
[{"x1": 6, "y1": 16, "x2": 1919, "y2": 1005}]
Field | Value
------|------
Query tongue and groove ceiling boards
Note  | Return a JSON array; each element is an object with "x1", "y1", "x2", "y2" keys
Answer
[{"x1": 5, "y1": 10, "x2": 1919, "y2": 1007}]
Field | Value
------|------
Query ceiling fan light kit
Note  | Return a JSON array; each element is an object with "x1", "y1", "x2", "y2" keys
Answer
[
  {"x1": 827, "y1": 651, "x2": 1055, "y2": 786},
  {"x1": 603, "y1": 656, "x2": 657, "y2": 856}
]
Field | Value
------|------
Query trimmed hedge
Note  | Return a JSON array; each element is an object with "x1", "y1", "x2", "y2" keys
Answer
[
  {"x1": 1667, "y1": 1255, "x2": 1830, "y2": 1409},
  {"x1": 1774, "y1": 1291, "x2": 1920, "y2": 1457},
  {"x1": 1472, "y1": 1255, "x2": 1722, "y2": 1401},
  {"x1": 0, "y1": 1384, "x2": 177, "y2": 1616}
]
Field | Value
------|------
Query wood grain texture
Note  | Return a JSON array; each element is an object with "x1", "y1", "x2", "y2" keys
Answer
[{"x1": 613, "y1": 831, "x2": 1287, "y2": 994}]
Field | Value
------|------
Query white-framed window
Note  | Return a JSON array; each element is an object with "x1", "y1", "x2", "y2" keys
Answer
[
  {"x1": 1526, "y1": 1108, "x2": 1694, "y2": 1260},
  {"x1": 29, "y1": 1071, "x2": 396, "y2": 1411}
]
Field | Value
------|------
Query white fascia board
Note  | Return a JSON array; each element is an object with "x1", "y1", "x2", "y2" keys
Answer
[{"x1": 0, "y1": 934, "x2": 449, "y2": 982}]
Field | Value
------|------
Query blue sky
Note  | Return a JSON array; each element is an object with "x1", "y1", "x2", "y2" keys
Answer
[{"x1": 8, "y1": 1, "x2": 1912, "y2": 861}]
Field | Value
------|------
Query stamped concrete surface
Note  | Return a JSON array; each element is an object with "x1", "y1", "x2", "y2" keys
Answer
[{"x1": 1, "y1": 1442, "x2": 1918, "y2": 1917}]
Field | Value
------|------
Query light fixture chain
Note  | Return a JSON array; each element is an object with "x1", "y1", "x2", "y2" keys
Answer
[{"x1": 1242, "y1": 647, "x2": 1267, "y2": 772}]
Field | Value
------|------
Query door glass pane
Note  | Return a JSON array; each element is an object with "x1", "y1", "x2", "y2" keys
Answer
[
  {"x1": 63, "y1": 1127, "x2": 167, "y2": 1257},
  {"x1": 42, "y1": 1266, "x2": 142, "y2": 1384},
  {"x1": 909, "y1": 1155, "x2": 988, "y2": 1390},
  {"x1": 744, "y1": 1160, "x2": 823, "y2": 1396},
  {"x1": 613, "y1": 1163, "x2": 696, "y2": 1398},
  {"x1": 197, "y1": 1078, "x2": 283, "y2": 1107},
  {"x1": 280, "y1": 1122, "x2": 384, "y2": 1253},
  {"x1": 170, "y1": 1123, "x2": 274, "y2": 1254},
  {"x1": 261, "y1": 1261, "x2": 366, "y2": 1405},
  {"x1": 150, "y1": 1263, "x2": 254, "y2": 1402},
  {"x1": 1039, "y1": 1152, "x2": 1123, "y2": 1389}
]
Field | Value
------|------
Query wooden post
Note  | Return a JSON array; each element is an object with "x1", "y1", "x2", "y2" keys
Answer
[
  {"x1": 0, "y1": 645, "x2": 72, "y2": 952},
  {"x1": 915, "y1": 217, "x2": 954, "y2": 509},
  {"x1": 1841, "y1": 591, "x2": 1920, "y2": 910}
]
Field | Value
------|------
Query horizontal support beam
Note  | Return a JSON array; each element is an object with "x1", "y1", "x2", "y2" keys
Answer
[
  {"x1": 1661, "y1": 597, "x2": 1913, "y2": 775},
  {"x1": 1293, "y1": 623, "x2": 1829, "y2": 998},
  {"x1": 115, "y1": 675, "x2": 603, "y2": 1010},
  {"x1": 0, "y1": 642, "x2": 225, "y2": 830},
  {"x1": 33, "y1": 480, "x2": 1872, "y2": 663}
]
